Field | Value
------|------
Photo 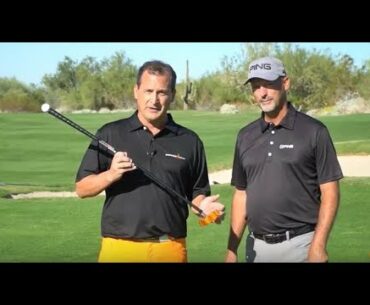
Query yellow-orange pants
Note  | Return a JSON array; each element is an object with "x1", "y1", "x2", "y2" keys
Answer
[{"x1": 98, "y1": 237, "x2": 187, "y2": 262}]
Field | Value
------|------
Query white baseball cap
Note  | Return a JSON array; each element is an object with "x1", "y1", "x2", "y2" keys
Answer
[{"x1": 244, "y1": 56, "x2": 287, "y2": 84}]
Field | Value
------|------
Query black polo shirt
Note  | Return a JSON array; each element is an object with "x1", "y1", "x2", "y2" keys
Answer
[
  {"x1": 76, "y1": 111, "x2": 210, "y2": 239},
  {"x1": 231, "y1": 102, "x2": 343, "y2": 234}
]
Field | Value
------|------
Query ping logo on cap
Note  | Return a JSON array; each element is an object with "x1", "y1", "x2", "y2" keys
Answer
[{"x1": 250, "y1": 63, "x2": 272, "y2": 71}]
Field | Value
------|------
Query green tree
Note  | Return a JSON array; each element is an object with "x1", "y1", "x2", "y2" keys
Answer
[
  {"x1": 100, "y1": 52, "x2": 137, "y2": 109},
  {"x1": 42, "y1": 53, "x2": 137, "y2": 111},
  {"x1": 0, "y1": 78, "x2": 44, "y2": 112},
  {"x1": 354, "y1": 59, "x2": 370, "y2": 100}
]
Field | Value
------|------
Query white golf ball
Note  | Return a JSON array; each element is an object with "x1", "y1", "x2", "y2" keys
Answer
[{"x1": 41, "y1": 103, "x2": 50, "y2": 112}]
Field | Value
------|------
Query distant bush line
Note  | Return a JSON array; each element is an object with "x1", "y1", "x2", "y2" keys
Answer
[{"x1": 1, "y1": 43, "x2": 369, "y2": 113}]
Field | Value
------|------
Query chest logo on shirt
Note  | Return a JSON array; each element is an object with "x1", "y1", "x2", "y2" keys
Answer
[
  {"x1": 165, "y1": 153, "x2": 186, "y2": 160},
  {"x1": 279, "y1": 144, "x2": 294, "y2": 149}
]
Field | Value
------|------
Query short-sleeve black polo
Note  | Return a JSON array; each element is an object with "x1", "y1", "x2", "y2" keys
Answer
[
  {"x1": 231, "y1": 102, "x2": 343, "y2": 234},
  {"x1": 76, "y1": 111, "x2": 210, "y2": 239}
]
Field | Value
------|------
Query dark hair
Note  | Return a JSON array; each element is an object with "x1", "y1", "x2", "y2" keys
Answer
[{"x1": 136, "y1": 60, "x2": 177, "y2": 92}]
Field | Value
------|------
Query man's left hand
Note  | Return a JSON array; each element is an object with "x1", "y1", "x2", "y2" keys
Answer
[{"x1": 199, "y1": 194, "x2": 225, "y2": 224}]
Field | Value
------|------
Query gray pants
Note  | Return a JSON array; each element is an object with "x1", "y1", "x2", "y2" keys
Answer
[{"x1": 246, "y1": 231, "x2": 314, "y2": 262}]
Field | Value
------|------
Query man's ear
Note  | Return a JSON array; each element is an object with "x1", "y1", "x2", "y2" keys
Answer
[{"x1": 283, "y1": 77, "x2": 290, "y2": 91}]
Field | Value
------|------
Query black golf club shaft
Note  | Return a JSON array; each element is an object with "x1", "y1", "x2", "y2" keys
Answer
[{"x1": 44, "y1": 106, "x2": 205, "y2": 216}]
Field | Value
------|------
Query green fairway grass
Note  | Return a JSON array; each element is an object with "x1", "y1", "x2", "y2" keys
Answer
[
  {"x1": 1, "y1": 111, "x2": 369, "y2": 262},
  {"x1": 1, "y1": 111, "x2": 369, "y2": 193},
  {"x1": 0, "y1": 178, "x2": 368, "y2": 262}
]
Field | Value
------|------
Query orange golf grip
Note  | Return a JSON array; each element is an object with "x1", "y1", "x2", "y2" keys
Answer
[{"x1": 198, "y1": 210, "x2": 221, "y2": 227}]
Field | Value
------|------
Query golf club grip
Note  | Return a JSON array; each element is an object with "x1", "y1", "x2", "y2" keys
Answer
[{"x1": 45, "y1": 106, "x2": 205, "y2": 216}]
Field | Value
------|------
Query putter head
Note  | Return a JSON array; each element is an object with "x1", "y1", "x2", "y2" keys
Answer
[{"x1": 41, "y1": 103, "x2": 50, "y2": 112}]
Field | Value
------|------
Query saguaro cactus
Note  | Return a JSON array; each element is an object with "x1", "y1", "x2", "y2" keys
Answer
[{"x1": 183, "y1": 60, "x2": 192, "y2": 110}]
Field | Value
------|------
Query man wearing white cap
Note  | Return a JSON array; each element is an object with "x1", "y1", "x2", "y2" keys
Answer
[{"x1": 225, "y1": 57, "x2": 343, "y2": 262}]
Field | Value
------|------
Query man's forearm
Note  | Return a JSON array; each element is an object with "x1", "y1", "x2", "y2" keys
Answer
[
  {"x1": 227, "y1": 189, "x2": 247, "y2": 254},
  {"x1": 75, "y1": 171, "x2": 115, "y2": 198},
  {"x1": 311, "y1": 181, "x2": 340, "y2": 248},
  {"x1": 227, "y1": 222, "x2": 247, "y2": 253}
]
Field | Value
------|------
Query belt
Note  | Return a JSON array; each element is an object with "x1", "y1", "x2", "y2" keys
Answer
[
  {"x1": 252, "y1": 224, "x2": 315, "y2": 244},
  {"x1": 130, "y1": 234, "x2": 175, "y2": 243}
]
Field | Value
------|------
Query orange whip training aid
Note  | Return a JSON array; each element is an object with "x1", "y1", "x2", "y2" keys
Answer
[
  {"x1": 199, "y1": 210, "x2": 221, "y2": 227},
  {"x1": 41, "y1": 103, "x2": 219, "y2": 226}
]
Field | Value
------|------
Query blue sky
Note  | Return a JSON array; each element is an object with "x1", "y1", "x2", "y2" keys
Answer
[{"x1": 0, "y1": 43, "x2": 369, "y2": 86}]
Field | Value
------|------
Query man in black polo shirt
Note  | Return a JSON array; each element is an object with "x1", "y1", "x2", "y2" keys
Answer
[
  {"x1": 225, "y1": 57, "x2": 343, "y2": 262},
  {"x1": 76, "y1": 60, "x2": 225, "y2": 262}
]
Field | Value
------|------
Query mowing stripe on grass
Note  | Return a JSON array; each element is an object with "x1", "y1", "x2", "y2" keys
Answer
[{"x1": 335, "y1": 139, "x2": 370, "y2": 144}]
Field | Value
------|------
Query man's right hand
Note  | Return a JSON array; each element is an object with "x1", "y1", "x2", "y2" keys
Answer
[{"x1": 107, "y1": 152, "x2": 136, "y2": 183}]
